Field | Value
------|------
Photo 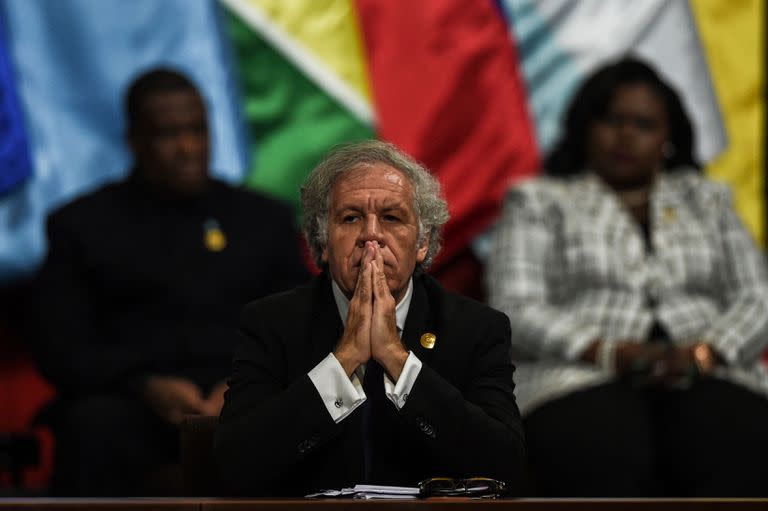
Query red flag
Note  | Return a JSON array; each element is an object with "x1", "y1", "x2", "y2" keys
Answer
[{"x1": 356, "y1": 0, "x2": 540, "y2": 274}]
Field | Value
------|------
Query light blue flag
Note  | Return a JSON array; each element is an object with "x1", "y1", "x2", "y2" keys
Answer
[
  {"x1": 475, "y1": 0, "x2": 727, "y2": 263},
  {"x1": 502, "y1": 0, "x2": 725, "y2": 162},
  {"x1": 0, "y1": 0, "x2": 249, "y2": 282}
]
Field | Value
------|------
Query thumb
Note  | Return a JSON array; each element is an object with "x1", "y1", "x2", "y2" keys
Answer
[
  {"x1": 176, "y1": 384, "x2": 206, "y2": 413},
  {"x1": 201, "y1": 398, "x2": 224, "y2": 417}
]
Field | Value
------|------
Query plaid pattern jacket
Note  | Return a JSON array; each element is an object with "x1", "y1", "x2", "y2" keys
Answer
[{"x1": 487, "y1": 170, "x2": 768, "y2": 413}]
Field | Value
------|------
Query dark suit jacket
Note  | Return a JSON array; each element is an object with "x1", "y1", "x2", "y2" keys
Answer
[
  {"x1": 216, "y1": 272, "x2": 525, "y2": 496},
  {"x1": 35, "y1": 176, "x2": 309, "y2": 396}
]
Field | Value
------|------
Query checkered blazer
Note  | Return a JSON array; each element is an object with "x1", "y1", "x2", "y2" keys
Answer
[{"x1": 487, "y1": 169, "x2": 768, "y2": 413}]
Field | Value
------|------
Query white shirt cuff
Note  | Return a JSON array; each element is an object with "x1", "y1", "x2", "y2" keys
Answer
[
  {"x1": 384, "y1": 351, "x2": 422, "y2": 409},
  {"x1": 308, "y1": 353, "x2": 366, "y2": 423}
]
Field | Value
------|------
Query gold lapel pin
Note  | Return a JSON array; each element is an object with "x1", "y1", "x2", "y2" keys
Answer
[
  {"x1": 662, "y1": 206, "x2": 677, "y2": 223},
  {"x1": 203, "y1": 218, "x2": 227, "y2": 252},
  {"x1": 420, "y1": 332, "x2": 437, "y2": 349}
]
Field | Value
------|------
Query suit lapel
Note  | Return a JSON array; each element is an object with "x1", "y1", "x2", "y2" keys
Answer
[
  {"x1": 401, "y1": 274, "x2": 438, "y2": 365},
  {"x1": 578, "y1": 172, "x2": 643, "y2": 252},
  {"x1": 309, "y1": 273, "x2": 344, "y2": 365}
]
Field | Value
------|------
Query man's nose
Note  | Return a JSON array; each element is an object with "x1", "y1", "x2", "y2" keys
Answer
[
  {"x1": 356, "y1": 214, "x2": 385, "y2": 247},
  {"x1": 177, "y1": 131, "x2": 206, "y2": 155}
]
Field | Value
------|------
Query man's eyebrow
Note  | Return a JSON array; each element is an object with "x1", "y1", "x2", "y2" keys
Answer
[
  {"x1": 333, "y1": 204, "x2": 363, "y2": 213},
  {"x1": 333, "y1": 201, "x2": 407, "y2": 212},
  {"x1": 380, "y1": 201, "x2": 407, "y2": 211}
]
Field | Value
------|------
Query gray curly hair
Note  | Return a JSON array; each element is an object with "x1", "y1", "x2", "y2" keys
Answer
[{"x1": 301, "y1": 140, "x2": 449, "y2": 271}]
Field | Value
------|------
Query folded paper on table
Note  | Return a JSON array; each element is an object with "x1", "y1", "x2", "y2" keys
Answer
[{"x1": 306, "y1": 484, "x2": 420, "y2": 499}]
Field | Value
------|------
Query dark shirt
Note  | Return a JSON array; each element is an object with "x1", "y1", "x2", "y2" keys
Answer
[{"x1": 35, "y1": 176, "x2": 309, "y2": 396}]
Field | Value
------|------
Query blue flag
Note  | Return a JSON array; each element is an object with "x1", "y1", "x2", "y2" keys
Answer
[
  {"x1": 0, "y1": 0, "x2": 248, "y2": 281},
  {"x1": 0, "y1": 12, "x2": 31, "y2": 196}
]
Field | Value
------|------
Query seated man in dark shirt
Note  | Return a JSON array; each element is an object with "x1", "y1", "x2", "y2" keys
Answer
[
  {"x1": 35, "y1": 68, "x2": 309, "y2": 496},
  {"x1": 216, "y1": 140, "x2": 525, "y2": 496}
]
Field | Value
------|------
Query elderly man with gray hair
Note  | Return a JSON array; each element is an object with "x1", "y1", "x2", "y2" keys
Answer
[{"x1": 216, "y1": 140, "x2": 524, "y2": 496}]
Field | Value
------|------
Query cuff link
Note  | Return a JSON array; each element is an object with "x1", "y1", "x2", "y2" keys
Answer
[{"x1": 334, "y1": 398, "x2": 343, "y2": 408}]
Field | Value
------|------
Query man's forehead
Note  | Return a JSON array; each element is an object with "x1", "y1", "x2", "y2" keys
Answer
[
  {"x1": 344, "y1": 163, "x2": 408, "y2": 182},
  {"x1": 141, "y1": 90, "x2": 205, "y2": 118},
  {"x1": 333, "y1": 196, "x2": 409, "y2": 211},
  {"x1": 334, "y1": 164, "x2": 412, "y2": 191},
  {"x1": 330, "y1": 164, "x2": 415, "y2": 210}
]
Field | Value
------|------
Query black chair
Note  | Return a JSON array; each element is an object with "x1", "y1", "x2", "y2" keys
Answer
[
  {"x1": 180, "y1": 415, "x2": 221, "y2": 496},
  {"x1": 0, "y1": 432, "x2": 39, "y2": 493}
]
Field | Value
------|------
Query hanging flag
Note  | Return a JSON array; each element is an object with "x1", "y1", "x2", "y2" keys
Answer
[
  {"x1": 0, "y1": 0, "x2": 248, "y2": 281},
  {"x1": 690, "y1": 0, "x2": 765, "y2": 246},
  {"x1": 504, "y1": 0, "x2": 762, "y2": 245},
  {"x1": 221, "y1": 0, "x2": 540, "y2": 281},
  {"x1": 356, "y1": 0, "x2": 540, "y2": 273},
  {"x1": 0, "y1": 12, "x2": 31, "y2": 197},
  {"x1": 504, "y1": 0, "x2": 727, "y2": 162},
  {"x1": 221, "y1": 0, "x2": 374, "y2": 213},
  {"x1": 3, "y1": 0, "x2": 760, "y2": 283}
]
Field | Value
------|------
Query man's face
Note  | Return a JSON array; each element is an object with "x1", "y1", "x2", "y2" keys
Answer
[
  {"x1": 129, "y1": 89, "x2": 210, "y2": 196},
  {"x1": 322, "y1": 164, "x2": 429, "y2": 304}
]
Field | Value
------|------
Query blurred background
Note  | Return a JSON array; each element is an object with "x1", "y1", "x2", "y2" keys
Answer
[{"x1": 0, "y1": 0, "x2": 763, "y2": 492}]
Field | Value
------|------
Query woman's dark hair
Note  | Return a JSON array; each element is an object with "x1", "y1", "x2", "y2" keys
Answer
[{"x1": 545, "y1": 57, "x2": 700, "y2": 177}]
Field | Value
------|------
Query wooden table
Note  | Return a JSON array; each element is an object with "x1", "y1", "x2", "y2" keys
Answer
[{"x1": 1, "y1": 498, "x2": 767, "y2": 511}]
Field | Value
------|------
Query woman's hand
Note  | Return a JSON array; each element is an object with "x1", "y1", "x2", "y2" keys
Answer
[
  {"x1": 582, "y1": 339, "x2": 666, "y2": 376},
  {"x1": 614, "y1": 341, "x2": 669, "y2": 378},
  {"x1": 659, "y1": 342, "x2": 722, "y2": 381},
  {"x1": 583, "y1": 340, "x2": 723, "y2": 388}
]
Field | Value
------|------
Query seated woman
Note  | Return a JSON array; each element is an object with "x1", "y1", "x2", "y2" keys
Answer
[{"x1": 487, "y1": 57, "x2": 768, "y2": 497}]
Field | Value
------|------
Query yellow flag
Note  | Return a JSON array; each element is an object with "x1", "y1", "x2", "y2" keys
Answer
[{"x1": 691, "y1": 0, "x2": 765, "y2": 246}]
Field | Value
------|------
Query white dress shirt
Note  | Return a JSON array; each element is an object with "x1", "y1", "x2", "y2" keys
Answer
[{"x1": 308, "y1": 278, "x2": 423, "y2": 422}]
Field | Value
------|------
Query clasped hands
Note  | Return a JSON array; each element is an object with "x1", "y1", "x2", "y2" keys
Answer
[
  {"x1": 586, "y1": 340, "x2": 720, "y2": 388},
  {"x1": 334, "y1": 241, "x2": 409, "y2": 382}
]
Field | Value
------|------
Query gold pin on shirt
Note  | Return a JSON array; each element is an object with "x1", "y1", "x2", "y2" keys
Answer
[
  {"x1": 203, "y1": 218, "x2": 227, "y2": 252},
  {"x1": 420, "y1": 332, "x2": 437, "y2": 349}
]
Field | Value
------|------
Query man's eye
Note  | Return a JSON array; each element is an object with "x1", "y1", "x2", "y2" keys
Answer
[
  {"x1": 342, "y1": 215, "x2": 359, "y2": 223},
  {"x1": 155, "y1": 128, "x2": 179, "y2": 139},
  {"x1": 383, "y1": 215, "x2": 400, "y2": 223}
]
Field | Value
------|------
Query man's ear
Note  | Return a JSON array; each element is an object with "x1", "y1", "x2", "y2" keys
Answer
[
  {"x1": 416, "y1": 235, "x2": 429, "y2": 263},
  {"x1": 321, "y1": 246, "x2": 329, "y2": 264}
]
